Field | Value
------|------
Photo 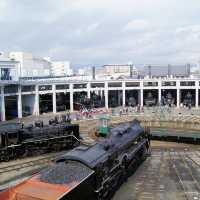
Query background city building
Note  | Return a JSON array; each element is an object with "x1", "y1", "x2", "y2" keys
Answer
[
  {"x1": 77, "y1": 64, "x2": 138, "y2": 79},
  {"x1": 51, "y1": 61, "x2": 72, "y2": 76},
  {"x1": 9, "y1": 52, "x2": 52, "y2": 77},
  {"x1": 144, "y1": 64, "x2": 191, "y2": 78}
]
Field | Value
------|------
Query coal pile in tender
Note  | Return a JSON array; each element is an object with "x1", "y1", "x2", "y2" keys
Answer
[{"x1": 39, "y1": 161, "x2": 93, "y2": 184}]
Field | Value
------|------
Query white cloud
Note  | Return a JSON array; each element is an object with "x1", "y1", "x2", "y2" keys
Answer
[
  {"x1": 87, "y1": 23, "x2": 99, "y2": 32},
  {"x1": 0, "y1": 0, "x2": 200, "y2": 65},
  {"x1": 0, "y1": 0, "x2": 7, "y2": 20},
  {"x1": 124, "y1": 19, "x2": 149, "y2": 32},
  {"x1": 0, "y1": 0, "x2": 6, "y2": 9},
  {"x1": 176, "y1": 25, "x2": 200, "y2": 34},
  {"x1": 48, "y1": 46, "x2": 66, "y2": 57}
]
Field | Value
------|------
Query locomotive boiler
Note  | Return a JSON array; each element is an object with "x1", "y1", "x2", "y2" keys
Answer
[
  {"x1": 0, "y1": 116, "x2": 80, "y2": 162},
  {"x1": 0, "y1": 120, "x2": 150, "y2": 200}
]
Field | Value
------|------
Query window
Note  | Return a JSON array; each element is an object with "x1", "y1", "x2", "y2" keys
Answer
[
  {"x1": 162, "y1": 81, "x2": 176, "y2": 86},
  {"x1": 4, "y1": 85, "x2": 18, "y2": 93},
  {"x1": 73, "y1": 84, "x2": 87, "y2": 89},
  {"x1": 56, "y1": 84, "x2": 69, "y2": 90},
  {"x1": 91, "y1": 83, "x2": 104, "y2": 88},
  {"x1": 39, "y1": 85, "x2": 52, "y2": 91},
  {"x1": 180, "y1": 81, "x2": 195, "y2": 86},
  {"x1": 1, "y1": 68, "x2": 11, "y2": 80},
  {"x1": 126, "y1": 82, "x2": 140, "y2": 87},
  {"x1": 143, "y1": 82, "x2": 158, "y2": 87},
  {"x1": 108, "y1": 82, "x2": 122, "y2": 87},
  {"x1": 22, "y1": 85, "x2": 35, "y2": 92}
]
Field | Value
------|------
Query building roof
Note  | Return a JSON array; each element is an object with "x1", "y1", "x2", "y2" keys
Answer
[{"x1": 144, "y1": 64, "x2": 190, "y2": 77}]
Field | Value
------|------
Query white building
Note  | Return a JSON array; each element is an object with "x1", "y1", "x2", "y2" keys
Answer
[
  {"x1": 190, "y1": 62, "x2": 200, "y2": 75},
  {"x1": 9, "y1": 52, "x2": 52, "y2": 77},
  {"x1": 77, "y1": 64, "x2": 138, "y2": 79},
  {"x1": 51, "y1": 61, "x2": 72, "y2": 76},
  {"x1": 77, "y1": 67, "x2": 91, "y2": 76},
  {"x1": 103, "y1": 64, "x2": 138, "y2": 78}
]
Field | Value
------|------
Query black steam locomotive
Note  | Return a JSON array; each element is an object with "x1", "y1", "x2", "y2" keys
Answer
[
  {"x1": 145, "y1": 92, "x2": 157, "y2": 106},
  {"x1": 183, "y1": 92, "x2": 193, "y2": 107},
  {"x1": 2, "y1": 120, "x2": 151, "y2": 200},
  {"x1": 57, "y1": 120, "x2": 150, "y2": 200},
  {"x1": 162, "y1": 92, "x2": 175, "y2": 106},
  {"x1": 0, "y1": 117, "x2": 80, "y2": 162},
  {"x1": 127, "y1": 96, "x2": 137, "y2": 107}
]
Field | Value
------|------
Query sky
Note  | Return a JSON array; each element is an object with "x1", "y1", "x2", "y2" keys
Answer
[{"x1": 0, "y1": 0, "x2": 200, "y2": 67}]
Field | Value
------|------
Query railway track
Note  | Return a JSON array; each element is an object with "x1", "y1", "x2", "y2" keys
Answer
[
  {"x1": 0, "y1": 154, "x2": 58, "y2": 174},
  {"x1": 168, "y1": 150, "x2": 200, "y2": 200},
  {"x1": 113, "y1": 147, "x2": 200, "y2": 200},
  {"x1": 193, "y1": 150, "x2": 200, "y2": 159},
  {"x1": 116, "y1": 149, "x2": 166, "y2": 200},
  {"x1": 185, "y1": 156, "x2": 200, "y2": 167}
]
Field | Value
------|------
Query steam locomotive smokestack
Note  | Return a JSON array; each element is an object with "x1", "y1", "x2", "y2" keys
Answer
[{"x1": 92, "y1": 66, "x2": 95, "y2": 80}]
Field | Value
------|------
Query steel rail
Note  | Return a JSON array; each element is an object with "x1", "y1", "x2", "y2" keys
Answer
[
  {"x1": 177, "y1": 151, "x2": 200, "y2": 199},
  {"x1": 0, "y1": 155, "x2": 56, "y2": 174},
  {"x1": 168, "y1": 150, "x2": 189, "y2": 200},
  {"x1": 184, "y1": 154, "x2": 200, "y2": 168}
]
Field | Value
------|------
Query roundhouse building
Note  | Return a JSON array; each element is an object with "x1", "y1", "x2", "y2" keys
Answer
[{"x1": 0, "y1": 64, "x2": 199, "y2": 121}]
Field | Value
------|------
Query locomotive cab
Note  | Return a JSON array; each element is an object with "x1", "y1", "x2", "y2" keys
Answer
[
  {"x1": 0, "y1": 123, "x2": 22, "y2": 147},
  {"x1": 0, "y1": 133, "x2": 6, "y2": 147},
  {"x1": 0, "y1": 131, "x2": 21, "y2": 148},
  {"x1": 4, "y1": 131, "x2": 20, "y2": 146}
]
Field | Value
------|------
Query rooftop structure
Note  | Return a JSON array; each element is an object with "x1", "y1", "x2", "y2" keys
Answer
[
  {"x1": 103, "y1": 64, "x2": 138, "y2": 77},
  {"x1": 51, "y1": 61, "x2": 72, "y2": 76},
  {"x1": 77, "y1": 64, "x2": 138, "y2": 79},
  {"x1": 144, "y1": 64, "x2": 191, "y2": 78},
  {"x1": 9, "y1": 52, "x2": 52, "y2": 78}
]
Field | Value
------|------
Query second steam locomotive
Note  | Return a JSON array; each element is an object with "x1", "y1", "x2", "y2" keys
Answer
[{"x1": 0, "y1": 116, "x2": 80, "y2": 162}]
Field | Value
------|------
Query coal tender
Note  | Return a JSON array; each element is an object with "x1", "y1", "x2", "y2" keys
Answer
[{"x1": 0, "y1": 120, "x2": 150, "y2": 200}]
